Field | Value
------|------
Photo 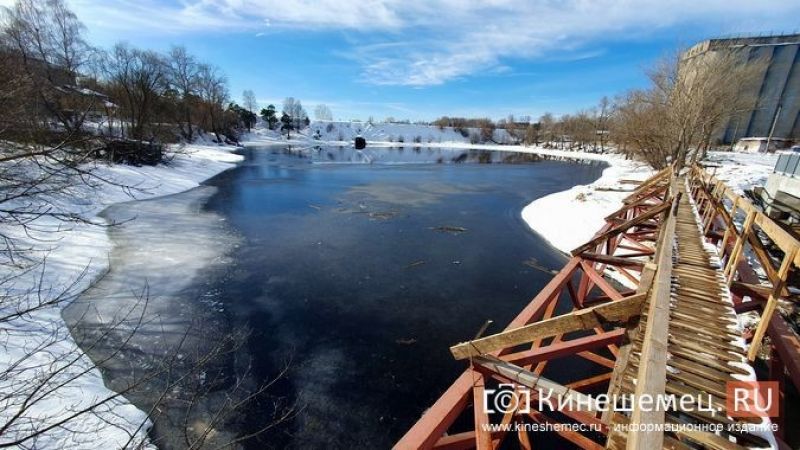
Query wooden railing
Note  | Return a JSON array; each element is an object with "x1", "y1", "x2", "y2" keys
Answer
[{"x1": 688, "y1": 164, "x2": 800, "y2": 363}]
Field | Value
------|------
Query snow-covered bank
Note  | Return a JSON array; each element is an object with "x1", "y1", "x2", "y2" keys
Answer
[
  {"x1": 519, "y1": 149, "x2": 777, "y2": 255},
  {"x1": 521, "y1": 151, "x2": 653, "y2": 254},
  {"x1": 242, "y1": 131, "x2": 777, "y2": 257},
  {"x1": 242, "y1": 120, "x2": 516, "y2": 146},
  {"x1": 63, "y1": 185, "x2": 243, "y2": 449},
  {"x1": 0, "y1": 144, "x2": 242, "y2": 449}
]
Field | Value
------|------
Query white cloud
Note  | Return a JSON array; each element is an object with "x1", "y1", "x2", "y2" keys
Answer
[{"x1": 65, "y1": 0, "x2": 800, "y2": 86}]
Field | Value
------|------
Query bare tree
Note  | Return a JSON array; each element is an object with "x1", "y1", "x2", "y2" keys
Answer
[
  {"x1": 612, "y1": 89, "x2": 672, "y2": 167},
  {"x1": 313, "y1": 104, "x2": 332, "y2": 121},
  {"x1": 282, "y1": 97, "x2": 307, "y2": 130},
  {"x1": 0, "y1": 0, "x2": 97, "y2": 136},
  {"x1": 614, "y1": 49, "x2": 766, "y2": 169},
  {"x1": 595, "y1": 96, "x2": 612, "y2": 152},
  {"x1": 0, "y1": 2, "x2": 295, "y2": 446},
  {"x1": 196, "y1": 64, "x2": 229, "y2": 142},
  {"x1": 538, "y1": 112, "x2": 555, "y2": 146},
  {"x1": 167, "y1": 46, "x2": 201, "y2": 142},
  {"x1": 103, "y1": 44, "x2": 168, "y2": 141},
  {"x1": 242, "y1": 89, "x2": 257, "y2": 114}
]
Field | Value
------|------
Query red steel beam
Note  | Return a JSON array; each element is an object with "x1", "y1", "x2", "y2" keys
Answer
[
  {"x1": 394, "y1": 258, "x2": 583, "y2": 449},
  {"x1": 394, "y1": 326, "x2": 624, "y2": 449},
  {"x1": 397, "y1": 173, "x2": 672, "y2": 449},
  {"x1": 768, "y1": 315, "x2": 800, "y2": 392},
  {"x1": 501, "y1": 329, "x2": 625, "y2": 367},
  {"x1": 472, "y1": 373, "x2": 493, "y2": 450},
  {"x1": 432, "y1": 431, "x2": 501, "y2": 450},
  {"x1": 526, "y1": 411, "x2": 604, "y2": 449},
  {"x1": 580, "y1": 260, "x2": 623, "y2": 301}
]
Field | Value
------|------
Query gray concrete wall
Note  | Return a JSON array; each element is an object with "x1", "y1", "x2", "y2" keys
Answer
[{"x1": 684, "y1": 34, "x2": 800, "y2": 144}]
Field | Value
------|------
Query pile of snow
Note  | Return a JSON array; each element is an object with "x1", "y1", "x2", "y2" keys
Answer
[
  {"x1": 244, "y1": 120, "x2": 517, "y2": 146},
  {"x1": 0, "y1": 144, "x2": 242, "y2": 449}
]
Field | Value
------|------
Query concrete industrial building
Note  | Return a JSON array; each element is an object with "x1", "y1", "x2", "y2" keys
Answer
[{"x1": 682, "y1": 33, "x2": 800, "y2": 149}]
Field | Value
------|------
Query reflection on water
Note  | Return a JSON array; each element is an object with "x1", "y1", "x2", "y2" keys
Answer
[
  {"x1": 69, "y1": 146, "x2": 606, "y2": 449},
  {"x1": 276, "y1": 145, "x2": 553, "y2": 165},
  {"x1": 200, "y1": 147, "x2": 605, "y2": 449}
]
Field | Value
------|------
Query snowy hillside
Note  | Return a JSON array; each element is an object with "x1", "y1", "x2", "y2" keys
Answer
[{"x1": 245, "y1": 120, "x2": 517, "y2": 145}]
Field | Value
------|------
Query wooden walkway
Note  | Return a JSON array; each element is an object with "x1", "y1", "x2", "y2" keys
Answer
[{"x1": 606, "y1": 180, "x2": 769, "y2": 449}]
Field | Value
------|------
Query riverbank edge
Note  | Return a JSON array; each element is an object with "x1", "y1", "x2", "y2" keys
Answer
[
  {"x1": 0, "y1": 144, "x2": 243, "y2": 449},
  {"x1": 242, "y1": 133, "x2": 652, "y2": 255}
]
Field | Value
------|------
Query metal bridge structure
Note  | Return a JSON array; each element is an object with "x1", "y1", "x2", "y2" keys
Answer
[{"x1": 395, "y1": 165, "x2": 799, "y2": 450}]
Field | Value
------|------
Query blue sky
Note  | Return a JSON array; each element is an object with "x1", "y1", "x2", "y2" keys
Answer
[{"x1": 38, "y1": 1, "x2": 800, "y2": 120}]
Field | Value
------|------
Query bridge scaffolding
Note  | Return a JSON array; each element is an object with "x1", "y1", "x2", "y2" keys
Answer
[{"x1": 395, "y1": 165, "x2": 798, "y2": 450}]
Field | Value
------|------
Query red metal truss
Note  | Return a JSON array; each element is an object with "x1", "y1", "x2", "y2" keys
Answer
[{"x1": 395, "y1": 170, "x2": 673, "y2": 450}]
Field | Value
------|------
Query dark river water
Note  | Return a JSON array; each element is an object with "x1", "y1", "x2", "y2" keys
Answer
[
  {"x1": 201, "y1": 146, "x2": 604, "y2": 448},
  {"x1": 67, "y1": 145, "x2": 606, "y2": 449}
]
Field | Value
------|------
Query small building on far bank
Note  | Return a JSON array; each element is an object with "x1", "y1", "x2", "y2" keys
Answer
[{"x1": 733, "y1": 137, "x2": 790, "y2": 153}]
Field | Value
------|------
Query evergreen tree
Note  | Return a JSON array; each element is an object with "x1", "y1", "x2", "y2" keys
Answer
[
  {"x1": 280, "y1": 112, "x2": 293, "y2": 139},
  {"x1": 260, "y1": 104, "x2": 278, "y2": 130},
  {"x1": 227, "y1": 103, "x2": 257, "y2": 132}
]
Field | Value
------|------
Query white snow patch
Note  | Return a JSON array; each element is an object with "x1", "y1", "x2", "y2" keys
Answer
[
  {"x1": 521, "y1": 152, "x2": 652, "y2": 254},
  {"x1": 704, "y1": 151, "x2": 777, "y2": 195},
  {"x1": 521, "y1": 150, "x2": 777, "y2": 255},
  {"x1": 0, "y1": 144, "x2": 242, "y2": 449}
]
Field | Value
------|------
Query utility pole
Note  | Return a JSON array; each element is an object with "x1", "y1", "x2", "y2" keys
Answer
[
  {"x1": 729, "y1": 116, "x2": 739, "y2": 151},
  {"x1": 766, "y1": 103, "x2": 782, "y2": 152}
]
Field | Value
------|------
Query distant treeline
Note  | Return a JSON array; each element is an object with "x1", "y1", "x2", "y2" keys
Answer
[{"x1": 0, "y1": 0, "x2": 304, "y2": 153}]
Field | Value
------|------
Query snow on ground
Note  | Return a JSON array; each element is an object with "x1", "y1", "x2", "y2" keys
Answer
[
  {"x1": 0, "y1": 144, "x2": 242, "y2": 449},
  {"x1": 521, "y1": 152, "x2": 653, "y2": 254},
  {"x1": 244, "y1": 120, "x2": 516, "y2": 146},
  {"x1": 520, "y1": 149, "x2": 777, "y2": 256},
  {"x1": 705, "y1": 150, "x2": 778, "y2": 194},
  {"x1": 0, "y1": 126, "x2": 780, "y2": 449}
]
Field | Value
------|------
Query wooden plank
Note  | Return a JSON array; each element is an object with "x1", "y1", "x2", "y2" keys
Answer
[
  {"x1": 450, "y1": 293, "x2": 647, "y2": 360},
  {"x1": 746, "y1": 231, "x2": 780, "y2": 285},
  {"x1": 626, "y1": 181, "x2": 677, "y2": 450},
  {"x1": 602, "y1": 263, "x2": 656, "y2": 425},
  {"x1": 724, "y1": 210, "x2": 756, "y2": 284},
  {"x1": 754, "y1": 213, "x2": 800, "y2": 264},
  {"x1": 581, "y1": 252, "x2": 647, "y2": 270},
  {"x1": 748, "y1": 246, "x2": 798, "y2": 361}
]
